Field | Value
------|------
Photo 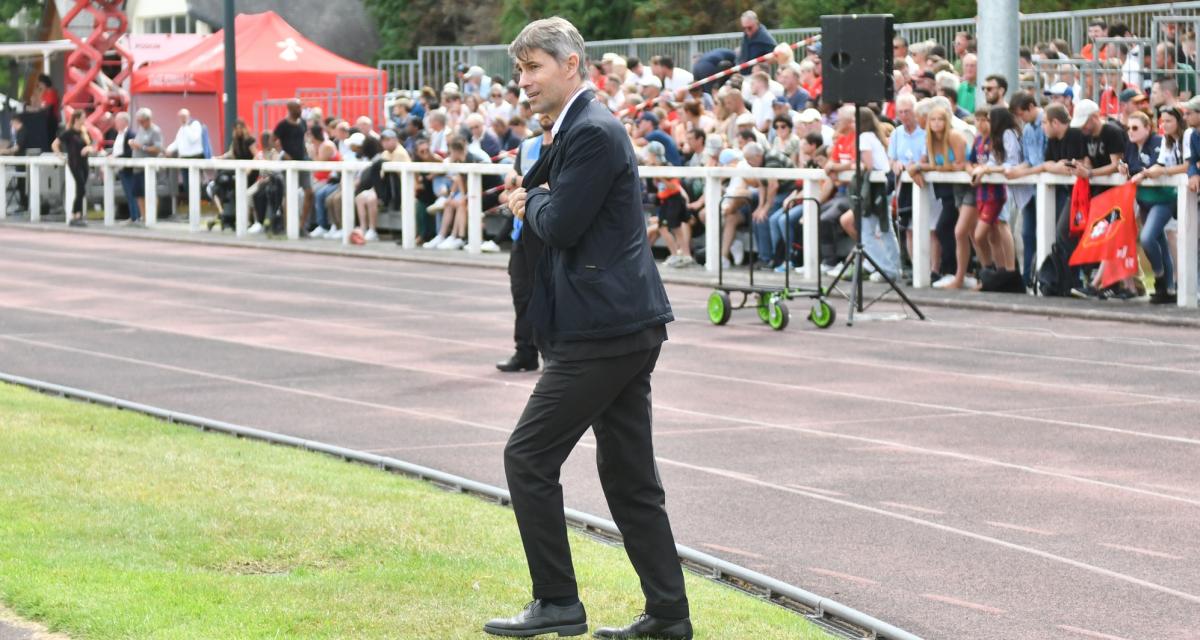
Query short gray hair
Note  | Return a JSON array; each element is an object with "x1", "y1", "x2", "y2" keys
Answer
[
  {"x1": 741, "y1": 10, "x2": 758, "y2": 23},
  {"x1": 509, "y1": 17, "x2": 587, "y2": 80},
  {"x1": 135, "y1": 107, "x2": 152, "y2": 121},
  {"x1": 743, "y1": 142, "x2": 763, "y2": 158}
]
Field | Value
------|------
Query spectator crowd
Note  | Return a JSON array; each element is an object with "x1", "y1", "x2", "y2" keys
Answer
[{"x1": 24, "y1": 11, "x2": 1200, "y2": 304}]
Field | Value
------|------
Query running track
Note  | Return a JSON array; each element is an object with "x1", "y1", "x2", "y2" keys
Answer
[{"x1": 0, "y1": 227, "x2": 1197, "y2": 640}]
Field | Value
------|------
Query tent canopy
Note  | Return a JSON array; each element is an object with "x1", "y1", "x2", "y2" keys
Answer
[{"x1": 130, "y1": 11, "x2": 382, "y2": 137}]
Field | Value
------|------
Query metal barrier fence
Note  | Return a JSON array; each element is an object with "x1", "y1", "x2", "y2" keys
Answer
[
  {"x1": 378, "y1": 2, "x2": 1200, "y2": 94},
  {"x1": 1, "y1": 154, "x2": 1195, "y2": 309}
]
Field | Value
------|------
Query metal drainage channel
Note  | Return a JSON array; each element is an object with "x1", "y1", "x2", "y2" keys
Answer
[{"x1": 0, "y1": 371, "x2": 922, "y2": 640}]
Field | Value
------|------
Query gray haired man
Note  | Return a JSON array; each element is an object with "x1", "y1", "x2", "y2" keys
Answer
[{"x1": 484, "y1": 16, "x2": 692, "y2": 640}]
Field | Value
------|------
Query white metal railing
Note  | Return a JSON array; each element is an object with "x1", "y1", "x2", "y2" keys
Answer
[{"x1": 0, "y1": 154, "x2": 1195, "y2": 309}]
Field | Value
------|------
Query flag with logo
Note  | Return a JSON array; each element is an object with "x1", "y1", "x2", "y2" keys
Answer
[
  {"x1": 1069, "y1": 182, "x2": 1139, "y2": 287},
  {"x1": 1069, "y1": 176, "x2": 1090, "y2": 237}
]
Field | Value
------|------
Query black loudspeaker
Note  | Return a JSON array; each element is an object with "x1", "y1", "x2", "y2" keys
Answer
[{"x1": 820, "y1": 14, "x2": 894, "y2": 104}]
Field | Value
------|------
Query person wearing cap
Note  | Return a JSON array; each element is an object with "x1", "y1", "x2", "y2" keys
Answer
[
  {"x1": 797, "y1": 108, "x2": 832, "y2": 146},
  {"x1": 637, "y1": 73, "x2": 663, "y2": 104},
  {"x1": 1045, "y1": 81, "x2": 1074, "y2": 111},
  {"x1": 737, "y1": 10, "x2": 776, "y2": 71},
  {"x1": 733, "y1": 111, "x2": 767, "y2": 148},
  {"x1": 1074, "y1": 98, "x2": 1127, "y2": 187},
  {"x1": 634, "y1": 111, "x2": 681, "y2": 166},
  {"x1": 463, "y1": 65, "x2": 491, "y2": 97}
]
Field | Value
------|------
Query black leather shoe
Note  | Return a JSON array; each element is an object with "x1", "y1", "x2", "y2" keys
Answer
[
  {"x1": 593, "y1": 613, "x2": 692, "y2": 639},
  {"x1": 483, "y1": 600, "x2": 588, "y2": 637},
  {"x1": 496, "y1": 354, "x2": 539, "y2": 372}
]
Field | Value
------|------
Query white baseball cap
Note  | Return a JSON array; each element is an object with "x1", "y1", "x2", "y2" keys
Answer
[
  {"x1": 347, "y1": 132, "x2": 366, "y2": 148},
  {"x1": 638, "y1": 74, "x2": 662, "y2": 89},
  {"x1": 1070, "y1": 99, "x2": 1100, "y2": 128},
  {"x1": 798, "y1": 108, "x2": 822, "y2": 124}
]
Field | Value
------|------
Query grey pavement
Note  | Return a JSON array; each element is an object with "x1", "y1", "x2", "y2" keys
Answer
[{"x1": 0, "y1": 226, "x2": 1198, "y2": 640}]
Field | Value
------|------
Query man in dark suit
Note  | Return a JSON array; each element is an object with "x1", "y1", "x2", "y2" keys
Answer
[{"x1": 483, "y1": 16, "x2": 692, "y2": 640}]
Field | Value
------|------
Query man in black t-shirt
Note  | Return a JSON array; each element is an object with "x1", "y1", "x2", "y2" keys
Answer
[
  {"x1": 273, "y1": 100, "x2": 314, "y2": 232},
  {"x1": 1041, "y1": 102, "x2": 1088, "y2": 244}
]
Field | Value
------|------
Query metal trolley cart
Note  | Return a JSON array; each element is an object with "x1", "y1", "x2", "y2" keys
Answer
[{"x1": 706, "y1": 196, "x2": 835, "y2": 330}]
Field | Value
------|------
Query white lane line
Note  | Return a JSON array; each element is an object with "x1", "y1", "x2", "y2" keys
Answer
[
  {"x1": 699, "y1": 543, "x2": 768, "y2": 560},
  {"x1": 1098, "y1": 543, "x2": 1186, "y2": 561},
  {"x1": 3, "y1": 316, "x2": 1197, "y2": 511},
  {"x1": 362, "y1": 441, "x2": 509, "y2": 454},
  {"x1": 658, "y1": 403, "x2": 1200, "y2": 508},
  {"x1": 659, "y1": 367, "x2": 1200, "y2": 447},
  {"x1": 8, "y1": 244, "x2": 1200, "y2": 409},
  {"x1": 984, "y1": 521, "x2": 1057, "y2": 537},
  {"x1": 806, "y1": 567, "x2": 879, "y2": 586},
  {"x1": 1056, "y1": 624, "x2": 1136, "y2": 640},
  {"x1": 878, "y1": 501, "x2": 945, "y2": 515},
  {"x1": 920, "y1": 593, "x2": 1006, "y2": 615},
  {"x1": 785, "y1": 484, "x2": 846, "y2": 497},
  {"x1": 6, "y1": 334, "x2": 1200, "y2": 607}
]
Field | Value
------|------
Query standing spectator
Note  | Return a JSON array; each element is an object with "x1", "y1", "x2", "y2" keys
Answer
[
  {"x1": 1008, "y1": 91, "x2": 1047, "y2": 287},
  {"x1": 167, "y1": 108, "x2": 206, "y2": 159},
  {"x1": 1155, "y1": 43, "x2": 1195, "y2": 98},
  {"x1": 737, "y1": 10, "x2": 777, "y2": 71},
  {"x1": 914, "y1": 105, "x2": 969, "y2": 285},
  {"x1": 889, "y1": 94, "x2": 926, "y2": 258},
  {"x1": 958, "y1": 54, "x2": 978, "y2": 113},
  {"x1": 108, "y1": 112, "x2": 137, "y2": 224},
  {"x1": 968, "y1": 106, "x2": 1018, "y2": 276},
  {"x1": 127, "y1": 108, "x2": 163, "y2": 223},
  {"x1": 34, "y1": 74, "x2": 59, "y2": 140},
  {"x1": 273, "y1": 100, "x2": 313, "y2": 230},
  {"x1": 1129, "y1": 107, "x2": 1184, "y2": 303},
  {"x1": 52, "y1": 110, "x2": 93, "y2": 227},
  {"x1": 836, "y1": 107, "x2": 902, "y2": 280}
]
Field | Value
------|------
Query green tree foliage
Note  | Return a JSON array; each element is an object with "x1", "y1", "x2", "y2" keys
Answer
[{"x1": 499, "y1": 0, "x2": 636, "y2": 42}]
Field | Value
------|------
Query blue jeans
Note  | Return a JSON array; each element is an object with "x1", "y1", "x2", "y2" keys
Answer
[
  {"x1": 1021, "y1": 199, "x2": 1037, "y2": 287},
  {"x1": 313, "y1": 181, "x2": 340, "y2": 228},
  {"x1": 1140, "y1": 201, "x2": 1175, "y2": 288},
  {"x1": 862, "y1": 213, "x2": 901, "y2": 278},
  {"x1": 120, "y1": 172, "x2": 141, "y2": 221},
  {"x1": 769, "y1": 204, "x2": 804, "y2": 264}
]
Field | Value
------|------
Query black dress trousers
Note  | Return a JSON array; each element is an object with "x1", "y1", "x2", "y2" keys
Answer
[
  {"x1": 506, "y1": 229, "x2": 543, "y2": 361},
  {"x1": 502, "y1": 344, "x2": 690, "y2": 620}
]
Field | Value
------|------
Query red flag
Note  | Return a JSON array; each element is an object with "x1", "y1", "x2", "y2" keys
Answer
[
  {"x1": 1069, "y1": 183, "x2": 1138, "y2": 287},
  {"x1": 1069, "y1": 177, "x2": 1091, "y2": 237}
]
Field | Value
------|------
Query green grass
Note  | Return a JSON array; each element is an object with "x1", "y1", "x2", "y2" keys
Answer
[{"x1": 0, "y1": 383, "x2": 835, "y2": 640}]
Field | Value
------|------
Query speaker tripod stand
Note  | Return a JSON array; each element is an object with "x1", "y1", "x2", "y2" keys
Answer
[{"x1": 824, "y1": 104, "x2": 925, "y2": 326}]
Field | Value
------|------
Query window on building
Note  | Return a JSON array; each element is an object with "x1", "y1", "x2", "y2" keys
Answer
[{"x1": 142, "y1": 14, "x2": 197, "y2": 35}]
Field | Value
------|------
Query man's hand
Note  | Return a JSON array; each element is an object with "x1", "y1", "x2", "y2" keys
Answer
[
  {"x1": 1189, "y1": 174, "x2": 1200, "y2": 193},
  {"x1": 509, "y1": 187, "x2": 527, "y2": 219},
  {"x1": 1074, "y1": 163, "x2": 1091, "y2": 179}
]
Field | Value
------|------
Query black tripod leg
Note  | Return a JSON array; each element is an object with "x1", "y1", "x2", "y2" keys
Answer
[
  {"x1": 858, "y1": 250, "x2": 927, "y2": 320},
  {"x1": 848, "y1": 249, "x2": 862, "y2": 326}
]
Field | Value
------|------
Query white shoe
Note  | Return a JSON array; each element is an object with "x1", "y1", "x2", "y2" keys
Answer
[
  {"x1": 364, "y1": 228, "x2": 379, "y2": 242},
  {"x1": 675, "y1": 254, "x2": 695, "y2": 267},
  {"x1": 310, "y1": 226, "x2": 327, "y2": 238},
  {"x1": 664, "y1": 254, "x2": 682, "y2": 267},
  {"x1": 823, "y1": 261, "x2": 844, "y2": 276},
  {"x1": 721, "y1": 256, "x2": 732, "y2": 269},
  {"x1": 932, "y1": 274, "x2": 957, "y2": 288},
  {"x1": 247, "y1": 222, "x2": 264, "y2": 234},
  {"x1": 869, "y1": 271, "x2": 887, "y2": 283},
  {"x1": 423, "y1": 235, "x2": 446, "y2": 249},
  {"x1": 437, "y1": 236, "x2": 465, "y2": 250},
  {"x1": 326, "y1": 228, "x2": 343, "y2": 241},
  {"x1": 862, "y1": 260, "x2": 877, "y2": 274},
  {"x1": 730, "y1": 238, "x2": 745, "y2": 266},
  {"x1": 427, "y1": 196, "x2": 447, "y2": 214},
  {"x1": 963, "y1": 275, "x2": 979, "y2": 289},
  {"x1": 480, "y1": 239, "x2": 501, "y2": 253}
]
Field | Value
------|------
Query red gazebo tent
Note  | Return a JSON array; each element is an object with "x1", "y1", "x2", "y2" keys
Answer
[{"x1": 130, "y1": 11, "x2": 384, "y2": 151}]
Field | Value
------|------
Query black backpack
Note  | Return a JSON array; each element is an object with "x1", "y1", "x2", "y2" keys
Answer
[{"x1": 1037, "y1": 243, "x2": 1073, "y2": 297}]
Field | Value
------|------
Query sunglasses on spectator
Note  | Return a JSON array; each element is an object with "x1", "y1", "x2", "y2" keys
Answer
[{"x1": 1129, "y1": 124, "x2": 1144, "y2": 131}]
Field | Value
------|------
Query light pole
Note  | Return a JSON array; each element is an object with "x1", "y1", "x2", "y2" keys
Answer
[{"x1": 223, "y1": 0, "x2": 237, "y2": 148}]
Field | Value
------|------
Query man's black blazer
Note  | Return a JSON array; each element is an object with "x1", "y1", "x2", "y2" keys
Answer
[{"x1": 522, "y1": 89, "x2": 673, "y2": 342}]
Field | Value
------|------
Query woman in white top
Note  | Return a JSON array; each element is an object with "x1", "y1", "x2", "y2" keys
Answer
[{"x1": 837, "y1": 107, "x2": 901, "y2": 278}]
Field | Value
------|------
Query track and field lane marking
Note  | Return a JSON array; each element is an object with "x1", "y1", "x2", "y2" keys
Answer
[
  {"x1": 2, "y1": 311, "x2": 1197, "y2": 510},
  {"x1": 1098, "y1": 543, "x2": 1186, "y2": 561},
  {"x1": 983, "y1": 521, "x2": 1057, "y2": 537},
  {"x1": 1056, "y1": 625, "x2": 1136, "y2": 640},
  {"x1": 5, "y1": 333, "x2": 1200, "y2": 607},
  {"x1": 920, "y1": 593, "x2": 1006, "y2": 615},
  {"x1": 806, "y1": 567, "x2": 879, "y2": 586}
]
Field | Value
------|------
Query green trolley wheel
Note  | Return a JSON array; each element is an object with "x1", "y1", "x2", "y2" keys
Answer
[
  {"x1": 808, "y1": 300, "x2": 836, "y2": 329},
  {"x1": 767, "y1": 299, "x2": 789, "y2": 330},
  {"x1": 707, "y1": 291, "x2": 732, "y2": 325},
  {"x1": 756, "y1": 294, "x2": 772, "y2": 323}
]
